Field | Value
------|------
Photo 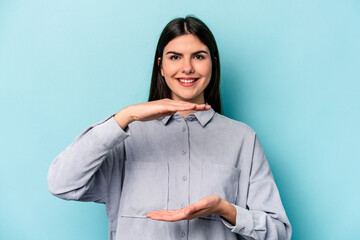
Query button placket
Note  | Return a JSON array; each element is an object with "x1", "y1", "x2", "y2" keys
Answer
[
  {"x1": 180, "y1": 121, "x2": 188, "y2": 155},
  {"x1": 177, "y1": 119, "x2": 189, "y2": 236},
  {"x1": 181, "y1": 125, "x2": 186, "y2": 132}
]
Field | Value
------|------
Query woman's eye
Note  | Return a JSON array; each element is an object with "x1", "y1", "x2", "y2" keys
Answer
[
  {"x1": 170, "y1": 55, "x2": 180, "y2": 60},
  {"x1": 194, "y1": 55, "x2": 205, "y2": 60}
]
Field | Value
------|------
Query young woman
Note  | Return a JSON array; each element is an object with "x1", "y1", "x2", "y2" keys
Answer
[{"x1": 48, "y1": 16, "x2": 292, "y2": 240}]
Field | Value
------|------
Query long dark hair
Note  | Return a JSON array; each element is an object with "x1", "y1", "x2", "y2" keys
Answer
[{"x1": 148, "y1": 16, "x2": 222, "y2": 114}]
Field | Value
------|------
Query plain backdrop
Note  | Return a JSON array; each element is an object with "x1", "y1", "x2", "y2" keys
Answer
[{"x1": 1, "y1": 0, "x2": 359, "y2": 239}]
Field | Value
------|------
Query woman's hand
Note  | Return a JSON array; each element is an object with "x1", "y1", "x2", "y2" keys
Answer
[
  {"x1": 146, "y1": 195, "x2": 237, "y2": 225},
  {"x1": 114, "y1": 99, "x2": 211, "y2": 129}
]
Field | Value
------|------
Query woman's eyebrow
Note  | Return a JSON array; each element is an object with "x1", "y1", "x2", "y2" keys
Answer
[{"x1": 165, "y1": 50, "x2": 209, "y2": 55}]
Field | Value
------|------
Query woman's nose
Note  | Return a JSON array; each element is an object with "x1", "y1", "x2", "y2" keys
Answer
[{"x1": 181, "y1": 58, "x2": 195, "y2": 74}]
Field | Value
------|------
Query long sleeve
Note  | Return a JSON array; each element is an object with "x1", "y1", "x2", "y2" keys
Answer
[
  {"x1": 220, "y1": 134, "x2": 292, "y2": 240},
  {"x1": 47, "y1": 116, "x2": 130, "y2": 203}
]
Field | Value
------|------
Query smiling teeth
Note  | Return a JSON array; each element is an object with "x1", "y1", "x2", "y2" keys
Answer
[{"x1": 178, "y1": 79, "x2": 197, "y2": 83}]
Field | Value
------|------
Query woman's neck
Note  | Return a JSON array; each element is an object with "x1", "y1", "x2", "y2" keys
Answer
[{"x1": 171, "y1": 96, "x2": 206, "y2": 118}]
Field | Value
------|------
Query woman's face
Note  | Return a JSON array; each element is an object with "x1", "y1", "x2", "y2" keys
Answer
[{"x1": 159, "y1": 34, "x2": 212, "y2": 104}]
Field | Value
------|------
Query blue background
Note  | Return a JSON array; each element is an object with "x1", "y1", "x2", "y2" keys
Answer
[{"x1": 1, "y1": 0, "x2": 359, "y2": 239}]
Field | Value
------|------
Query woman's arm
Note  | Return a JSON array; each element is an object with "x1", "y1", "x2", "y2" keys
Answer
[
  {"x1": 114, "y1": 99, "x2": 211, "y2": 129},
  {"x1": 47, "y1": 116, "x2": 129, "y2": 203},
  {"x1": 48, "y1": 99, "x2": 210, "y2": 202},
  {"x1": 219, "y1": 134, "x2": 292, "y2": 240},
  {"x1": 146, "y1": 195, "x2": 237, "y2": 224},
  {"x1": 146, "y1": 134, "x2": 292, "y2": 240}
]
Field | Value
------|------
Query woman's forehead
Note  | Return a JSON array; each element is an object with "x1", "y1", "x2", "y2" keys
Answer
[{"x1": 164, "y1": 34, "x2": 209, "y2": 54}]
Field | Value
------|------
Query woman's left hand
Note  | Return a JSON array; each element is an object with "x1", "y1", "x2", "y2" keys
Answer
[{"x1": 146, "y1": 195, "x2": 236, "y2": 225}]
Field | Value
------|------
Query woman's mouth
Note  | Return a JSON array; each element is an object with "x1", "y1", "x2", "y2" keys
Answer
[
  {"x1": 177, "y1": 78, "x2": 198, "y2": 83},
  {"x1": 176, "y1": 78, "x2": 199, "y2": 87}
]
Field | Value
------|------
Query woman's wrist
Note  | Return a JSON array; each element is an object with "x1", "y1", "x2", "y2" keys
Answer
[
  {"x1": 114, "y1": 106, "x2": 134, "y2": 130},
  {"x1": 217, "y1": 198, "x2": 237, "y2": 226}
]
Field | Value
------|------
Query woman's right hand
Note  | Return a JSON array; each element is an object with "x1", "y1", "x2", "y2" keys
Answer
[{"x1": 113, "y1": 99, "x2": 211, "y2": 130}]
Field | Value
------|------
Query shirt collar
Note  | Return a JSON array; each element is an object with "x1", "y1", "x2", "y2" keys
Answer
[{"x1": 160, "y1": 106, "x2": 215, "y2": 127}]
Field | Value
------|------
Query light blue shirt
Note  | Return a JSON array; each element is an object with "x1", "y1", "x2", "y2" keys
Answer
[{"x1": 48, "y1": 108, "x2": 292, "y2": 240}]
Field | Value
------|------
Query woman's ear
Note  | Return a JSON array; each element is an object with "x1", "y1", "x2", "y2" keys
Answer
[{"x1": 158, "y1": 57, "x2": 164, "y2": 76}]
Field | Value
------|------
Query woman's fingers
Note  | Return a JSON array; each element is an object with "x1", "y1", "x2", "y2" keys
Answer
[
  {"x1": 146, "y1": 206, "x2": 210, "y2": 222},
  {"x1": 146, "y1": 196, "x2": 224, "y2": 223},
  {"x1": 146, "y1": 209, "x2": 188, "y2": 222},
  {"x1": 162, "y1": 100, "x2": 210, "y2": 112},
  {"x1": 122, "y1": 99, "x2": 211, "y2": 123},
  {"x1": 149, "y1": 209, "x2": 179, "y2": 214},
  {"x1": 147, "y1": 100, "x2": 209, "y2": 117}
]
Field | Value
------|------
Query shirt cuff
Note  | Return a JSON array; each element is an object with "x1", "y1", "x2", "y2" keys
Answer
[
  {"x1": 90, "y1": 116, "x2": 130, "y2": 149},
  {"x1": 220, "y1": 204, "x2": 254, "y2": 235}
]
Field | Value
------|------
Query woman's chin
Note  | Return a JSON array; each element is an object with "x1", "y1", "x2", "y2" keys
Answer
[{"x1": 172, "y1": 95, "x2": 203, "y2": 103}]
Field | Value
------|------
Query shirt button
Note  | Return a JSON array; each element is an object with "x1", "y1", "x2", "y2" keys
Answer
[
  {"x1": 182, "y1": 175, "x2": 187, "y2": 181},
  {"x1": 181, "y1": 150, "x2": 186, "y2": 155},
  {"x1": 180, "y1": 231, "x2": 185, "y2": 237},
  {"x1": 181, "y1": 203, "x2": 185, "y2": 208},
  {"x1": 182, "y1": 125, "x2": 186, "y2": 131}
]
